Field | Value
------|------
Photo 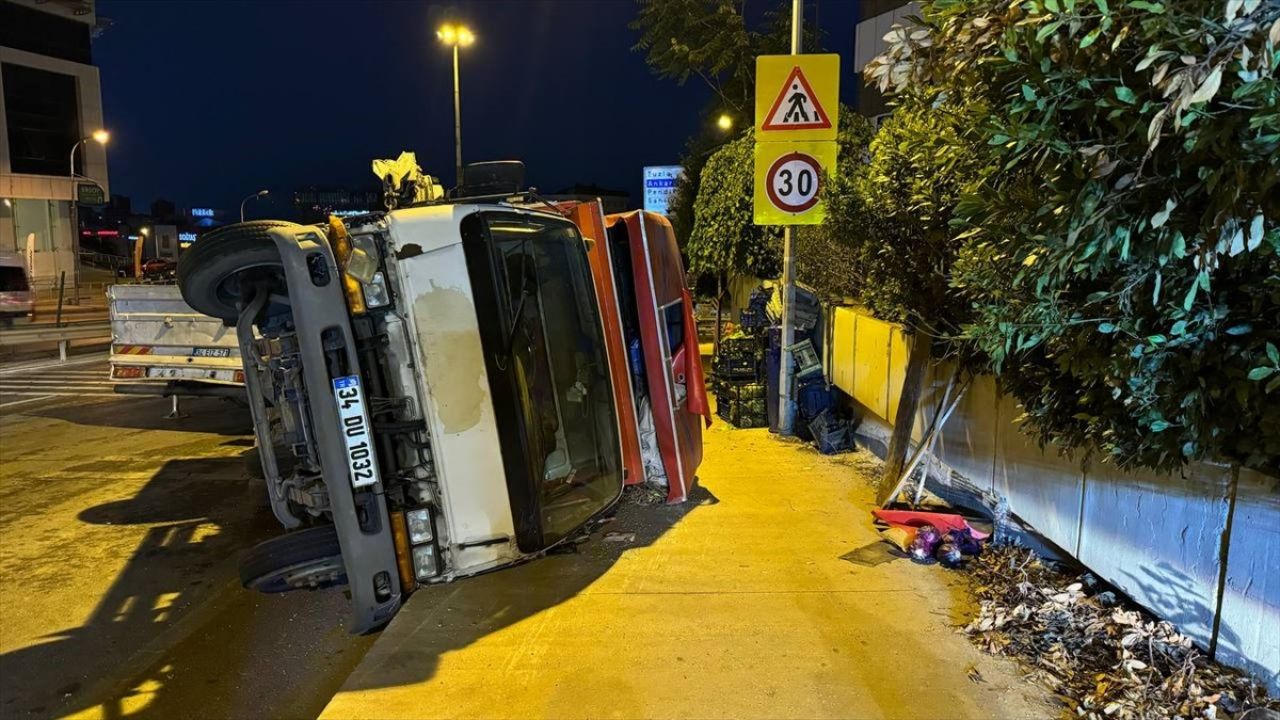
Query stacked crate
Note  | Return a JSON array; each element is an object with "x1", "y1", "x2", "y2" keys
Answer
[
  {"x1": 714, "y1": 336, "x2": 768, "y2": 428},
  {"x1": 717, "y1": 380, "x2": 768, "y2": 428}
]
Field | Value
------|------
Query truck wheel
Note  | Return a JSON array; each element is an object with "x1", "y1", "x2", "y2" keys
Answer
[
  {"x1": 239, "y1": 525, "x2": 347, "y2": 593},
  {"x1": 177, "y1": 220, "x2": 300, "y2": 323}
]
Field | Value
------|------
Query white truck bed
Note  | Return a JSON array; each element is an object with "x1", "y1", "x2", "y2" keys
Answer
[{"x1": 108, "y1": 284, "x2": 244, "y2": 386}]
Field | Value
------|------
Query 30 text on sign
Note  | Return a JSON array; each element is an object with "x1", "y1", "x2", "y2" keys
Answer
[{"x1": 753, "y1": 140, "x2": 837, "y2": 225}]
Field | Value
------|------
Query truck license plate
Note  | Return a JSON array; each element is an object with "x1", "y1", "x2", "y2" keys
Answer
[
  {"x1": 191, "y1": 347, "x2": 232, "y2": 358},
  {"x1": 332, "y1": 375, "x2": 380, "y2": 489}
]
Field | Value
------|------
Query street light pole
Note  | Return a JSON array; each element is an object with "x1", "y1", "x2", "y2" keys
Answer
[
  {"x1": 68, "y1": 130, "x2": 109, "y2": 307},
  {"x1": 437, "y1": 23, "x2": 473, "y2": 189},
  {"x1": 777, "y1": 0, "x2": 802, "y2": 435},
  {"x1": 240, "y1": 189, "x2": 270, "y2": 222},
  {"x1": 452, "y1": 42, "x2": 463, "y2": 188}
]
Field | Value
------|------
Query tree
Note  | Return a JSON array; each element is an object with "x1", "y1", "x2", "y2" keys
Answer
[
  {"x1": 631, "y1": 0, "x2": 822, "y2": 246},
  {"x1": 825, "y1": 96, "x2": 995, "y2": 342},
  {"x1": 820, "y1": 96, "x2": 996, "y2": 497},
  {"x1": 686, "y1": 108, "x2": 875, "y2": 285},
  {"x1": 869, "y1": 0, "x2": 1280, "y2": 473},
  {"x1": 687, "y1": 132, "x2": 783, "y2": 279},
  {"x1": 794, "y1": 110, "x2": 876, "y2": 303}
]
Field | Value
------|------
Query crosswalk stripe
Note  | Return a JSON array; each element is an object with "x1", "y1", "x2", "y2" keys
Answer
[
  {"x1": 0, "y1": 394, "x2": 122, "y2": 410},
  {"x1": 0, "y1": 391, "x2": 119, "y2": 396},
  {"x1": 0, "y1": 379, "x2": 117, "y2": 386},
  {"x1": 0, "y1": 355, "x2": 108, "y2": 376},
  {"x1": 0, "y1": 395, "x2": 56, "y2": 409},
  {"x1": 20, "y1": 371, "x2": 109, "y2": 377}
]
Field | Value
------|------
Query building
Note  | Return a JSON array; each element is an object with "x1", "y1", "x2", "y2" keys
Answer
[
  {"x1": 852, "y1": 0, "x2": 919, "y2": 121},
  {"x1": 0, "y1": 0, "x2": 110, "y2": 285}
]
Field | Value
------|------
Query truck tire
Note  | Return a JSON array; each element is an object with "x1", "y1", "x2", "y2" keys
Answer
[
  {"x1": 177, "y1": 220, "x2": 300, "y2": 323},
  {"x1": 239, "y1": 525, "x2": 347, "y2": 593}
]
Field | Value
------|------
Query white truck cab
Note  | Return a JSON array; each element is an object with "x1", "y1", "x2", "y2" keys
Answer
[{"x1": 178, "y1": 194, "x2": 624, "y2": 632}]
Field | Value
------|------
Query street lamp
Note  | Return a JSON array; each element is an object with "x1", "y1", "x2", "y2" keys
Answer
[
  {"x1": 240, "y1": 189, "x2": 270, "y2": 222},
  {"x1": 437, "y1": 23, "x2": 474, "y2": 188},
  {"x1": 717, "y1": 113, "x2": 733, "y2": 131},
  {"x1": 68, "y1": 130, "x2": 109, "y2": 304},
  {"x1": 69, "y1": 130, "x2": 109, "y2": 177}
]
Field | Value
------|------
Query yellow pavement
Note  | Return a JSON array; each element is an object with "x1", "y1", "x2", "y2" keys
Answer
[{"x1": 321, "y1": 422, "x2": 1054, "y2": 719}]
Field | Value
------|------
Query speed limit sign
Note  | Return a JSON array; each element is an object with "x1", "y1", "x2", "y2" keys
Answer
[
  {"x1": 766, "y1": 152, "x2": 822, "y2": 212},
  {"x1": 753, "y1": 140, "x2": 837, "y2": 225}
]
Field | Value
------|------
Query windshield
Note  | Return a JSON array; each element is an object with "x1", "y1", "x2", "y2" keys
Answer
[
  {"x1": 0, "y1": 266, "x2": 29, "y2": 292},
  {"x1": 466, "y1": 211, "x2": 623, "y2": 548}
]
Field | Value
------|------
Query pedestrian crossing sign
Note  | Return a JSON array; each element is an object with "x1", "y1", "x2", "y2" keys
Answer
[{"x1": 755, "y1": 54, "x2": 839, "y2": 142}]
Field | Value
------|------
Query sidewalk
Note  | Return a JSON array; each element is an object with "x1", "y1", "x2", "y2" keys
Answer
[{"x1": 320, "y1": 422, "x2": 1055, "y2": 719}]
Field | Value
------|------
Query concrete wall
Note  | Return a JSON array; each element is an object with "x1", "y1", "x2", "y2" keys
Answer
[{"x1": 828, "y1": 306, "x2": 1280, "y2": 693}]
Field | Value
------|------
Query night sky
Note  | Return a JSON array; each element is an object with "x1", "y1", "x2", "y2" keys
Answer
[{"x1": 94, "y1": 0, "x2": 860, "y2": 218}]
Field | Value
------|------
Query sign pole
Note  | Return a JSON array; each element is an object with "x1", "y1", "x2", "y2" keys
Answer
[{"x1": 778, "y1": 0, "x2": 802, "y2": 436}]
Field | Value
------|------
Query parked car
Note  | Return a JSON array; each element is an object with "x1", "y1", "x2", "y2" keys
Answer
[
  {"x1": 141, "y1": 257, "x2": 177, "y2": 280},
  {"x1": 0, "y1": 253, "x2": 35, "y2": 326}
]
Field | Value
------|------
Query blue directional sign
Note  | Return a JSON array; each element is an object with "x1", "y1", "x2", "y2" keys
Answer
[{"x1": 642, "y1": 166, "x2": 683, "y2": 216}]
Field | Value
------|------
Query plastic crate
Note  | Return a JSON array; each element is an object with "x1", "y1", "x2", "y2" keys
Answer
[
  {"x1": 797, "y1": 379, "x2": 833, "y2": 423},
  {"x1": 808, "y1": 409, "x2": 854, "y2": 454},
  {"x1": 719, "y1": 401, "x2": 768, "y2": 428},
  {"x1": 716, "y1": 354, "x2": 758, "y2": 380},
  {"x1": 720, "y1": 336, "x2": 759, "y2": 355},
  {"x1": 719, "y1": 381, "x2": 766, "y2": 402}
]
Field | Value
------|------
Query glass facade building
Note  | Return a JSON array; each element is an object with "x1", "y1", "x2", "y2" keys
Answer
[{"x1": 0, "y1": 0, "x2": 108, "y2": 286}]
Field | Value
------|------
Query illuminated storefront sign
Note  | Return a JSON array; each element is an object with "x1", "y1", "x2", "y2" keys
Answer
[{"x1": 191, "y1": 208, "x2": 215, "y2": 218}]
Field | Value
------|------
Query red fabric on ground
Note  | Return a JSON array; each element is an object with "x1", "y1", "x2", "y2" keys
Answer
[{"x1": 872, "y1": 509, "x2": 991, "y2": 540}]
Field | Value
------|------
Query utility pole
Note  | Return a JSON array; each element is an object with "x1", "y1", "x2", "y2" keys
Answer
[
  {"x1": 437, "y1": 24, "x2": 473, "y2": 188},
  {"x1": 777, "y1": 0, "x2": 802, "y2": 435},
  {"x1": 452, "y1": 42, "x2": 463, "y2": 188}
]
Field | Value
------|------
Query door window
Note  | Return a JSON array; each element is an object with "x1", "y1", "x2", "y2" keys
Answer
[{"x1": 659, "y1": 299, "x2": 687, "y2": 408}]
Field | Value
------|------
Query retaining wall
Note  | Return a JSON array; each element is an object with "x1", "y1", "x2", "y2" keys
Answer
[{"x1": 827, "y1": 306, "x2": 1280, "y2": 693}]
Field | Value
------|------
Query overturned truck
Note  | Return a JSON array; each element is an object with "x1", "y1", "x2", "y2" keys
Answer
[{"x1": 177, "y1": 171, "x2": 705, "y2": 632}]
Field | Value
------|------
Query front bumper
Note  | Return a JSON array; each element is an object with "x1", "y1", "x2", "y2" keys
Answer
[{"x1": 246, "y1": 226, "x2": 402, "y2": 632}]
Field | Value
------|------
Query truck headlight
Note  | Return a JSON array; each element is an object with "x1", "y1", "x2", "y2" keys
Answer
[
  {"x1": 411, "y1": 544, "x2": 438, "y2": 580},
  {"x1": 362, "y1": 271, "x2": 390, "y2": 308},
  {"x1": 405, "y1": 507, "x2": 434, "y2": 544}
]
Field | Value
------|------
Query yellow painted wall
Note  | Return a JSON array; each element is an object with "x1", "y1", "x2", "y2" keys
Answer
[
  {"x1": 852, "y1": 314, "x2": 892, "y2": 420},
  {"x1": 831, "y1": 307, "x2": 857, "y2": 394},
  {"x1": 831, "y1": 306, "x2": 907, "y2": 423},
  {"x1": 887, "y1": 327, "x2": 910, "y2": 423}
]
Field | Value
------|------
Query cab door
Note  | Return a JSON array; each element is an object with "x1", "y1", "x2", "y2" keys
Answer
[
  {"x1": 565, "y1": 201, "x2": 645, "y2": 489},
  {"x1": 605, "y1": 211, "x2": 706, "y2": 503}
]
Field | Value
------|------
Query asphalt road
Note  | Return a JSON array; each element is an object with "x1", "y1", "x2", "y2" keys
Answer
[{"x1": 0, "y1": 353, "x2": 375, "y2": 720}]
